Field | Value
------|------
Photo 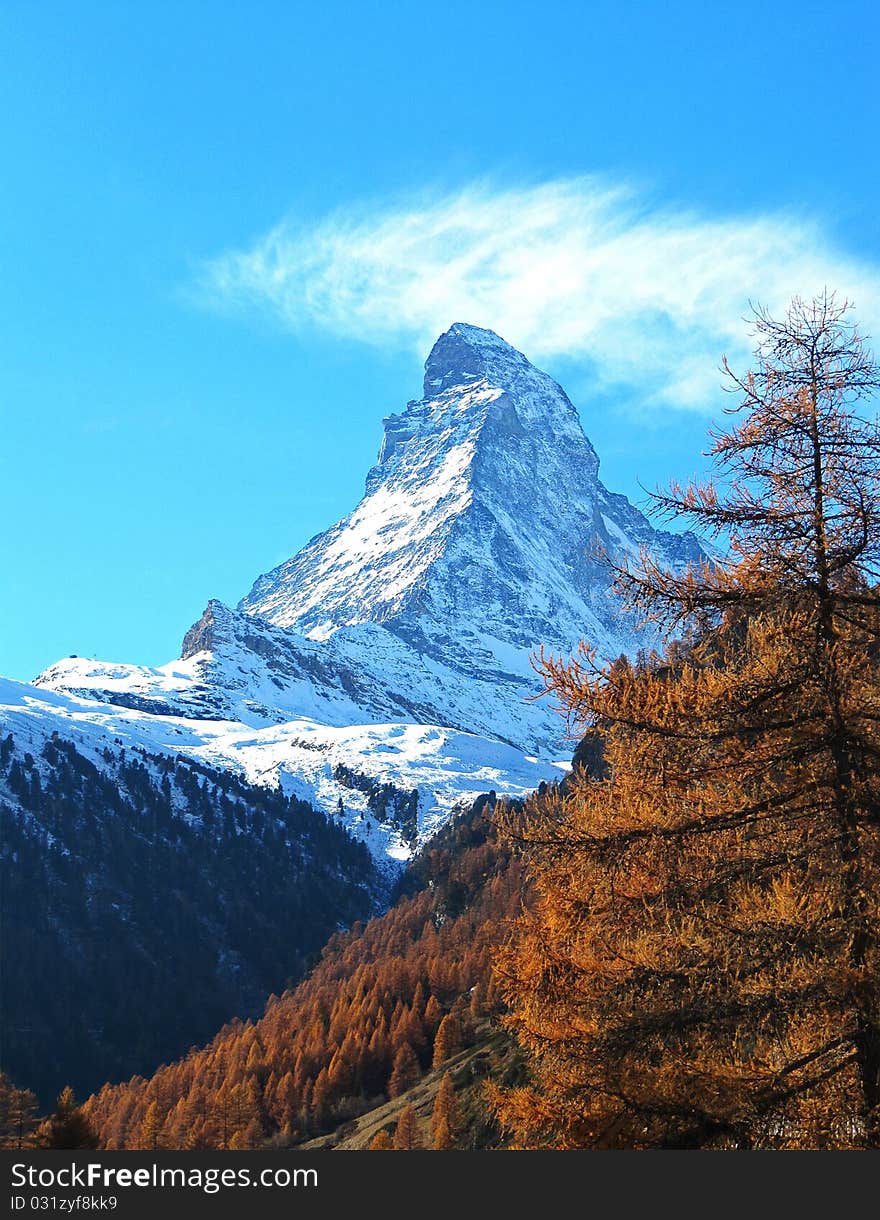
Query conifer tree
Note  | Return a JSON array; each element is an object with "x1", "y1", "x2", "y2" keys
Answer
[
  {"x1": 431, "y1": 1072, "x2": 459, "y2": 1149},
  {"x1": 36, "y1": 1087, "x2": 99, "y2": 1150},
  {"x1": 369, "y1": 1128, "x2": 395, "y2": 1149},
  {"x1": 424, "y1": 994, "x2": 444, "y2": 1034},
  {"x1": 432, "y1": 1013, "x2": 461, "y2": 1068},
  {"x1": 388, "y1": 1042, "x2": 420, "y2": 1098},
  {"x1": 393, "y1": 1104, "x2": 422, "y2": 1150},
  {"x1": 0, "y1": 1073, "x2": 39, "y2": 1149},
  {"x1": 310, "y1": 1067, "x2": 331, "y2": 1128},
  {"x1": 228, "y1": 1117, "x2": 263, "y2": 1150},
  {"x1": 138, "y1": 1101, "x2": 165, "y2": 1150},
  {"x1": 431, "y1": 1114, "x2": 453, "y2": 1151},
  {"x1": 495, "y1": 294, "x2": 880, "y2": 1149}
]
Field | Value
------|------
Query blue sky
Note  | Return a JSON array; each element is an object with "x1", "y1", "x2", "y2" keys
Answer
[{"x1": 2, "y1": 0, "x2": 878, "y2": 680}]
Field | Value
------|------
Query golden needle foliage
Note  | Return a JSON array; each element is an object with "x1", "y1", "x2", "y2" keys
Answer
[{"x1": 493, "y1": 294, "x2": 880, "y2": 1149}]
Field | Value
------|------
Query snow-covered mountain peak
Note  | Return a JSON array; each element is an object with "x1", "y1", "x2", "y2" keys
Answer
[
  {"x1": 423, "y1": 322, "x2": 540, "y2": 394},
  {"x1": 240, "y1": 326, "x2": 613, "y2": 636},
  {"x1": 22, "y1": 325, "x2": 710, "y2": 863},
  {"x1": 418, "y1": 323, "x2": 591, "y2": 452}
]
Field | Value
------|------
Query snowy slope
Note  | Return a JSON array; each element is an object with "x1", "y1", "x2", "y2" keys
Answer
[
  {"x1": 22, "y1": 324, "x2": 705, "y2": 862},
  {"x1": 37, "y1": 599, "x2": 568, "y2": 754},
  {"x1": 238, "y1": 323, "x2": 704, "y2": 744},
  {"x1": 1, "y1": 675, "x2": 562, "y2": 864}
]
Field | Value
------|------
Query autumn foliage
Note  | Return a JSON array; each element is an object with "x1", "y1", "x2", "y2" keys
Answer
[
  {"x1": 83, "y1": 803, "x2": 519, "y2": 1149},
  {"x1": 35, "y1": 1088, "x2": 99, "y2": 1150},
  {"x1": 393, "y1": 1105, "x2": 423, "y2": 1150},
  {"x1": 431, "y1": 1072, "x2": 460, "y2": 1149},
  {"x1": 0, "y1": 1073, "x2": 39, "y2": 1149},
  {"x1": 494, "y1": 295, "x2": 880, "y2": 1149}
]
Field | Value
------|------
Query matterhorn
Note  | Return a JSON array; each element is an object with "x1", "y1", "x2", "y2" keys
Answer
[{"x1": 6, "y1": 324, "x2": 704, "y2": 861}]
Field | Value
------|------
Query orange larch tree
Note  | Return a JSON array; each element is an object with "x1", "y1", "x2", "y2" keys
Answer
[
  {"x1": 393, "y1": 1104, "x2": 423, "y2": 1150},
  {"x1": 431, "y1": 1072, "x2": 459, "y2": 1149},
  {"x1": 494, "y1": 294, "x2": 880, "y2": 1149}
]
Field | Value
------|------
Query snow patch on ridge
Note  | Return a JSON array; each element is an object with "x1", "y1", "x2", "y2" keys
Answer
[{"x1": 0, "y1": 676, "x2": 561, "y2": 864}]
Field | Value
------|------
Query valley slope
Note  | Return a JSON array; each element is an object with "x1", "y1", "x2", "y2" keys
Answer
[{"x1": 1, "y1": 323, "x2": 704, "y2": 1113}]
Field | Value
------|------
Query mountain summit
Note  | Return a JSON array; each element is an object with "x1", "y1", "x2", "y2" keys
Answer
[
  {"x1": 241, "y1": 323, "x2": 601, "y2": 640},
  {"x1": 26, "y1": 325, "x2": 705, "y2": 857},
  {"x1": 240, "y1": 323, "x2": 701, "y2": 667}
]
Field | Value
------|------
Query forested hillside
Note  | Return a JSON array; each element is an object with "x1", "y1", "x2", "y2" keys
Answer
[
  {"x1": 0, "y1": 732, "x2": 380, "y2": 1105},
  {"x1": 83, "y1": 798, "x2": 527, "y2": 1149}
]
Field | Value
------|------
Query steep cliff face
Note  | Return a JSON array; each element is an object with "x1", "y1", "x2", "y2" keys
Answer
[
  {"x1": 28, "y1": 324, "x2": 706, "y2": 858},
  {"x1": 241, "y1": 323, "x2": 702, "y2": 671}
]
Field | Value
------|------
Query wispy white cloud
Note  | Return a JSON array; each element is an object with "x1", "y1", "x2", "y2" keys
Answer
[{"x1": 199, "y1": 178, "x2": 880, "y2": 410}]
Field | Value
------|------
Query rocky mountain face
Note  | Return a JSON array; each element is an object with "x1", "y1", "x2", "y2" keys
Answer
[
  {"x1": 240, "y1": 323, "x2": 702, "y2": 696},
  {"x1": 21, "y1": 324, "x2": 703, "y2": 860}
]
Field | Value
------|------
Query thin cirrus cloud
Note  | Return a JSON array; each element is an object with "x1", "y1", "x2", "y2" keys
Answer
[{"x1": 199, "y1": 178, "x2": 879, "y2": 411}]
